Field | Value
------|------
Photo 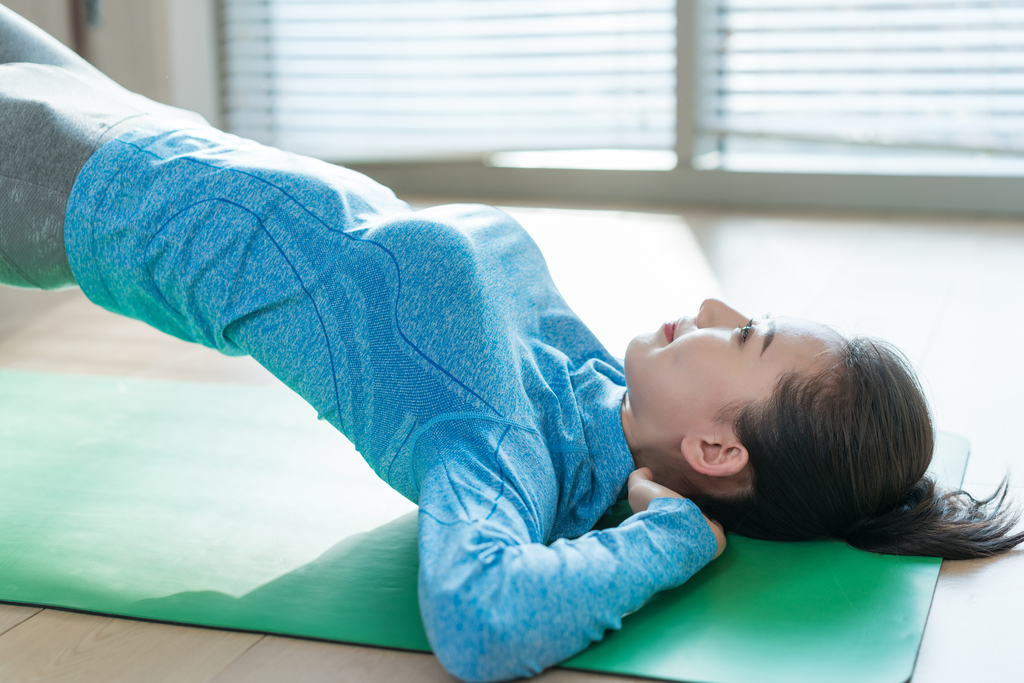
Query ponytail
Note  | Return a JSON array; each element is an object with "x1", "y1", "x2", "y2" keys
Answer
[{"x1": 843, "y1": 476, "x2": 1024, "y2": 559}]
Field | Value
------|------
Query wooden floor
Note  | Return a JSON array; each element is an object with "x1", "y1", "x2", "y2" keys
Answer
[{"x1": 0, "y1": 204, "x2": 1021, "y2": 681}]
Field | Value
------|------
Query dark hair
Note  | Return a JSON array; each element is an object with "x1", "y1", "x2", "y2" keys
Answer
[{"x1": 692, "y1": 337, "x2": 1024, "y2": 560}]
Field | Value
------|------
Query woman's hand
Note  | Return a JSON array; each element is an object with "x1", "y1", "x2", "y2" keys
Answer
[{"x1": 627, "y1": 467, "x2": 726, "y2": 560}]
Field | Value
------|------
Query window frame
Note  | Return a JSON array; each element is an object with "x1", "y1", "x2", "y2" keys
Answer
[{"x1": 193, "y1": 0, "x2": 1024, "y2": 217}]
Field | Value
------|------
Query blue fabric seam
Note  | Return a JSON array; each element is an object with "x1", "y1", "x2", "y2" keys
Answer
[
  {"x1": 484, "y1": 425, "x2": 512, "y2": 521},
  {"x1": 406, "y1": 412, "x2": 539, "y2": 462},
  {"x1": 137, "y1": 199, "x2": 223, "y2": 347},
  {"x1": 445, "y1": 465, "x2": 473, "y2": 521},
  {"x1": 147, "y1": 196, "x2": 348, "y2": 433},
  {"x1": 384, "y1": 419, "x2": 418, "y2": 486},
  {"x1": 418, "y1": 506, "x2": 467, "y2": 528}
]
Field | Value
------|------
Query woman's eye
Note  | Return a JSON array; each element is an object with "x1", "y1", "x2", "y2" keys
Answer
[{"x1": 740, "y1": 319, "x2": 753, "y2": 344}]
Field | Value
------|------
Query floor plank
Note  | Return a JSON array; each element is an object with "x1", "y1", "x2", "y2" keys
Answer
[
  {"x1": 0, "y1": 287, "x2": 79, "y2": 343},
  {"x1": 0, "y1": 604, "x2": 40, "y2": 636},
  {"x1": 0, "y1": 609, "x2": 259, "y2": 683},
  {"x1": 209, "y1": 635, "x2": 642, "y2": 683},
  {"x1": 917, "y1": 234, "x2": 1024, "y2": 487},
  {"x1": 503, "y1": 206, "x2": 721, "y2": 358},
  {"x1": 0, "y1": 291, "x2": 276, "y2": 386},
  {"x1": 208, "y1": 638, "x2": 454, "y2": 683},
  {"x1": 914, "y1": 486, "x2": 1024, "y2": 682},
  {"x1": 687, "y1": 211, "x2": 974, "y2": 365}
]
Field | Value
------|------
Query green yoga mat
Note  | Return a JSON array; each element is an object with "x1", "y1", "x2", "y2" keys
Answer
[{"x1": 0, "y1": 370, "x2": 965, "y2": 683}]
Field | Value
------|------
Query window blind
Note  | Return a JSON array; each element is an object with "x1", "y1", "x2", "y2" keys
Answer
[
  {"x1": 221, "y1": 0, "x2": 677, "y2": 163},
  {"x1": 699, "y1": 0, "x2": 1024, "y2": 167}
]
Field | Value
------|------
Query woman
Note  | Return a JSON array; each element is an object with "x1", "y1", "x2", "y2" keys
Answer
[{"x1": 1, "y1": 7, "x2": 1020, "y2": 682}]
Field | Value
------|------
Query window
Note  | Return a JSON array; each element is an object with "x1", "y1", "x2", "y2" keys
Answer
[
  {"x1": 696, "y1": 0, "x2": 1024, "y2": 176},
  {"x1": 222, "y1": 0, "x2": 678, "y2": 166},
  {"x1": 210, "y1": 0, "x2": 1024, "y2": 214}
]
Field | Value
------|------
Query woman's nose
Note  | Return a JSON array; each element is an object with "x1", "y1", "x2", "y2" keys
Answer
[{"x1": 696, "y1": 298, "x2": 748, "y2": 329}]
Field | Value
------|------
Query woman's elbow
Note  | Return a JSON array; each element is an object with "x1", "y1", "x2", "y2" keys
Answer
[{"x1": 421, "y1": 593, "x2": 546, "y2": 682}]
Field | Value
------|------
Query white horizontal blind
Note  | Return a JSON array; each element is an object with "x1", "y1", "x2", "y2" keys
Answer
[
  {"x1": 221, "y1": 0, "x2": 677, "y2": 163},
  {"x1": 699, "y1": 0, "x2": 1024, "y2": 160}
]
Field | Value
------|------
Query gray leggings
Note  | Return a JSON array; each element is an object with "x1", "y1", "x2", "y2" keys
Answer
[{"x1": 0, "y1": 4, "x2": 207, "y2": 289}]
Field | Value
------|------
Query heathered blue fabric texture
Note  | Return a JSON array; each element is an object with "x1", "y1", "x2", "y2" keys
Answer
[{"x1": 64, "y1": 122, "x2": 718, "y2": 682}]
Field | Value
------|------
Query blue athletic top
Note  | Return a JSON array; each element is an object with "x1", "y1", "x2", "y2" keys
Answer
[{"x1": 64, "y1": 122, "x2": 717, "y2": 682}]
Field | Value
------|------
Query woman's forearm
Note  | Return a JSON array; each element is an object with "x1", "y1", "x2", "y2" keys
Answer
[{"x1": 417, "y1": 497, "x2": 717, "y2": 682}]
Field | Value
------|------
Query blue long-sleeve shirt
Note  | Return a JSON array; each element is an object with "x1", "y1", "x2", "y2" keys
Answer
[{"x1": 64, "y1": 121, "x2": 717, "y2": 682}]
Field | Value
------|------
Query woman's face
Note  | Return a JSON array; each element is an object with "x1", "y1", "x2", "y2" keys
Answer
[{"x1": 622, "y1": 299, "x2": 840, "y2": 454}]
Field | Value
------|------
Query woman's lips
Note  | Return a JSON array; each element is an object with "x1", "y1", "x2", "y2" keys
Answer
[{"x1": 663, "y1": 320, "x2": 677, "y2": 342}]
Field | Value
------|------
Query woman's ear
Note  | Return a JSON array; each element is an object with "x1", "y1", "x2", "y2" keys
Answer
[{"x1": 680, "y1": 432, "x2": 749, "y2": 478}]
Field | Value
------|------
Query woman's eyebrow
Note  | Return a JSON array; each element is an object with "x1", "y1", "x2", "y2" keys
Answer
[{"x1": 761, "y1": 319, "x2": 776, "y2": 356}]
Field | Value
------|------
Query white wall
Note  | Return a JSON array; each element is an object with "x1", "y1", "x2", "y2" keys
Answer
[
  {"x1": 3, "y1": 0, "x2": 75, "y2": 47},
  {"x1": 82, "y1": 0, "x2": 172, "y2": 103},
  {"x1": 5, "y1": 0, "x2": 221, "y2": 127},
  {"x1": 164, "y1": 0, "x2": 221, "y2": 127},
  {"x1": 83, "y1": 0, "x2": 221, "y2": 127}
]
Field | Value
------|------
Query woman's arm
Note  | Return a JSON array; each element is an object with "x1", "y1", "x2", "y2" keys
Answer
[{"x1": 416, "y1": 467, "x2": 719, "y2": 682}]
